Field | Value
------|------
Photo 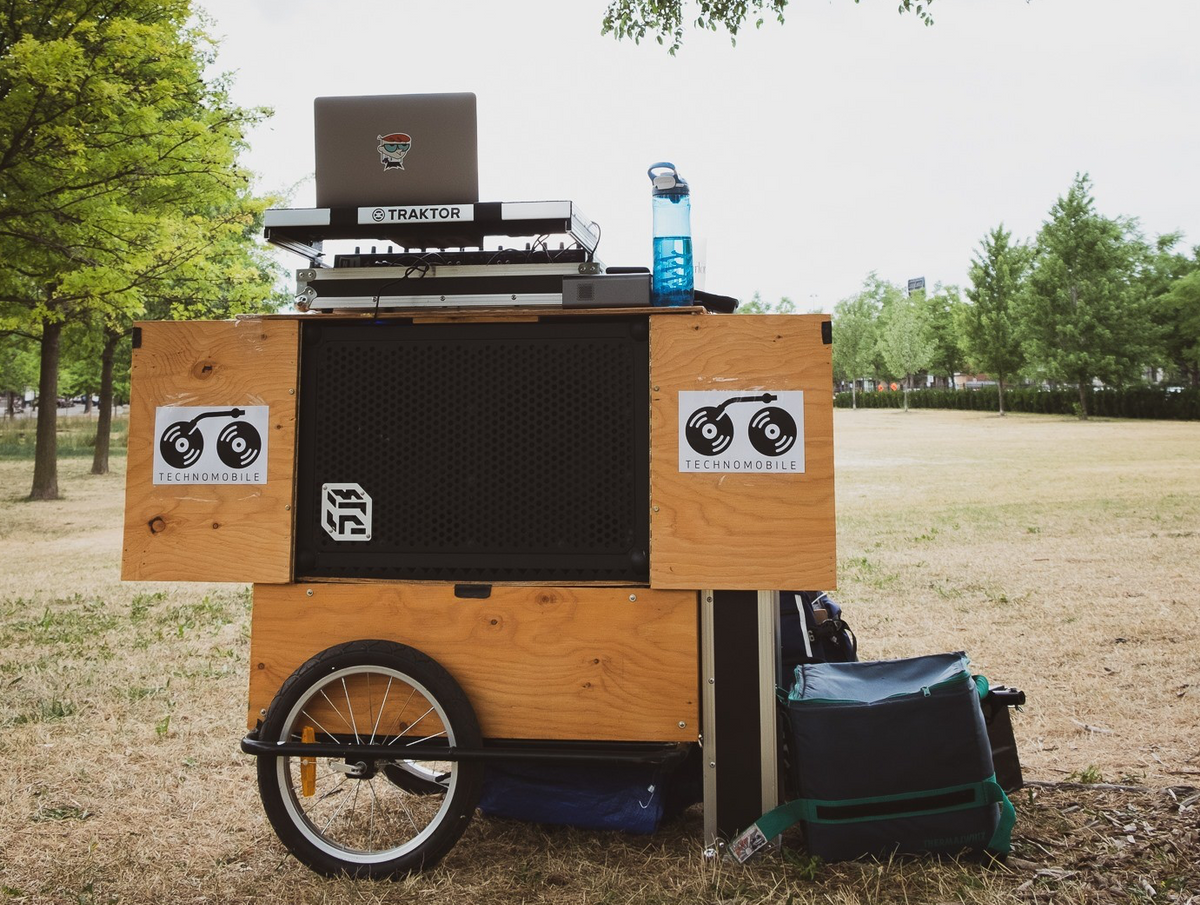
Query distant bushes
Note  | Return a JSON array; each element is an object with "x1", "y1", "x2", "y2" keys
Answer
[
  {"x1": 835, "y1": 386, "x2": 1200, "y2": 420},
  {"x1": 0, "y1": 414, "x2": 129, "y2": 458}
]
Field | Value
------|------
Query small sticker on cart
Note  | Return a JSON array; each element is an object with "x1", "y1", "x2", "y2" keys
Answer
[
  {"x1": 321, "y1": 483, "x2": 373, "y2": 542},
  {"x1": 153, "y1": 405, "x2": 269, "y2": 484},
  {"x1": 678, "y1": 391, "x2": 805, "y2": 473}
]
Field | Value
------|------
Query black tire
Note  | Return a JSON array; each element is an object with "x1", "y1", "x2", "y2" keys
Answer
[{"x1": 256, "y1": 640, "x2": 483, "y2": 878}]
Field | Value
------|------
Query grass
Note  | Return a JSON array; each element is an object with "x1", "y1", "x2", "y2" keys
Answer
[
  {"x1": 0, "y1": 413, "x2": 128, "y2": 459},
  {"x1": 0, "y1": 409, "x2": 1198, "y2": 903}
]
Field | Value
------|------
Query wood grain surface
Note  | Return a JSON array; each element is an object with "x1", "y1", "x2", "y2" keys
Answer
[
  {"x1": 648, "y1": 313, "x2": 836, "y2": 590},
  {"x1": 122, "y1": 319, "x2": 298, "y2": 583},
  {"x1": 247, "y1": 583, "x2": 699, "y2": 742}
]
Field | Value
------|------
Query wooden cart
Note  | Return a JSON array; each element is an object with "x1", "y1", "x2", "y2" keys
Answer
[{"x1": 121, "y1": 304, "x2": 835, "y2": 877}]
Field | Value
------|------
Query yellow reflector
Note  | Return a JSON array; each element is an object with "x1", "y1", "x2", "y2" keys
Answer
[{"x1": 300, "y1": 725, "x2": 316, "y2": 797}]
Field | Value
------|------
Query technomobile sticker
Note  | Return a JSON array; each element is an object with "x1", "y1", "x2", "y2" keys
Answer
[
  {"x1": 678, "y1": 391, "x2": 805, "y2": 473},
  {"x1": 153, "y1": 406, "x2": 269, "y2": 485},
  {"x1": 321, "y1": 483, "x2": 372, "y2": 542}
]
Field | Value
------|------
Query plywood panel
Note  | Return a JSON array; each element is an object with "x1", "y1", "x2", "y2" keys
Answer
[
  {"x1": 247, "y1": 584, "x2": 699, "y2": 742},
  {"x1": 649, "y1": 313, "x2": 836, "y2": 590},
  {"x1": 122, "y1": 319, "x2": 298, "y2": 583}
]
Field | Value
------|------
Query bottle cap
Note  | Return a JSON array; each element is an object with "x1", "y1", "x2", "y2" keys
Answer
[{"x1": 648, "y1": 162, "x2": 689, "y2": 196}]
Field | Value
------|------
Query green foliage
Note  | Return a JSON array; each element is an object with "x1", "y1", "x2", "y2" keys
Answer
[
  {"x1": 601, "y1": 0, "x2": 933, "y2": 54},
  {"x1": 0, "y1": 0, "x2": 272, "y2": 328},
  {"x1": 922, "y1": 283, "x2": 967, "y2": 386},
  {"x1": 832, "y1": 277, "x2": 885, "y2": 405},
  {"x1": 738, "y1": 291, "x2": 796, "y2": 314},
  {"x1": 834, "y1": 385, "x2": 1200, "y2": 420},
  {"x1": 962, "y1": 225, "x2": 1030, "y2": 412},
  {"x1": 1017, "y1": 174, "x2": 1156, "y2": 418},
  {"x1": 0, "y1": 0, "x2": 282, "y2": 497},
  {"x1": 878, "y1": 289, "x2": 934, "y2": 409},
  {"x1": 1155, "y1": 267, "x2": 1200, "y2": 385},
  {"x1": 1067, "y1": 764, "x2": 1105, "y2": 784},
  {"x1": 0, "y1": 334, "x2": 37, "y2": 394},
  {"x1": 0, "y1": 414, "x2": 128, "y2": 458}
]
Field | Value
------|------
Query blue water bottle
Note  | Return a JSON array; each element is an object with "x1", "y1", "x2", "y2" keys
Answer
[{"x1": 648, "y1": 163, "x2": 694, "y2": 307}]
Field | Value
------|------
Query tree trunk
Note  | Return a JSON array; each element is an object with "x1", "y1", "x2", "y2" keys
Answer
[
  {"x1": 1077, "y1": 379, "x2": 1089, "y2": 420},
  {"x1": 997, "y1": 375, "x2": 1006, "y2": 416},
  {"x1": 83, "y1": 394, "x2": 92, "y2": 414},
  {"x1": 903, "y1": 375, "x2": 910, "y2": 413},
  {"x1": 91, "y1": 328, "x2": 120, "y2": 475},
  {"x1": 851, "y1": 378, "x2": 858, "y2": 410},
  {"x1": 30, "y1": 320, "x2": 62, "y2": 500}
]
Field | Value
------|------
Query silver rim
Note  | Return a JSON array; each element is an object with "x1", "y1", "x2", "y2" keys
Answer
[{"x1": 274, "y1": 665, "x2": 459, "y2": 864}]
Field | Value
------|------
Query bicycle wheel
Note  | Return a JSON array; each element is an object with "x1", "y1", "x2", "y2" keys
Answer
[{"x1": 256, "y1": 639, "x2": 483, "y2": 878}]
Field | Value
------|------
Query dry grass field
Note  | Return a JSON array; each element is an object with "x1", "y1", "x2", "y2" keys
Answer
[{"x1": 1, "y1": 408, "x2": 1197, "y2": 904}]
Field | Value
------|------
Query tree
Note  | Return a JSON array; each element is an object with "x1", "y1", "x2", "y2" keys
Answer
[
  {"x1": 0, "y1": 0, "x2": 273, "y2": 497},
  {"x1": 922, "y1": 283, "x2": 966, "y2": 389},
  {"x1": 831, "y1": 281, "x2": 883, "y2": 409},
  {"x1": 82, "y1": 189, "x2": 284, "y2": 476},
  {"x1": 602, "y1": 0, "x2": 934, "y2": 53},
  {"x1": 738, "y1": 291, "x2": 796, "y2": 314},
  {"x1": 961, "y1": 225, "x2": 1029, "y2": 415},
  {"x1": 1141, "y1": 235, "x2": 1200, "y2": 387},
  {"x1": 0, "y1": 333, "x2": 37, "y2": 415},
  {"x1": 878, "y1": 289, "x2": 934, "y2": 412},
  {"x1": 1158, "y1": 270, "x2": 1200, "y2": 386},
  {"x1": 1017, "y1": 174, "x2": 1155, "y2": 419}
]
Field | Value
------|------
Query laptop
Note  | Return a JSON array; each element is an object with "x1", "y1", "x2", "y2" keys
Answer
[{"x1": 314, "y1": 93, "x2": 479, "y2": 208}]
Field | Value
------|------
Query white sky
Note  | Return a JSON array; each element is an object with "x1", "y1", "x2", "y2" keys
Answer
[{"x1": 196, "y1": 0, "x2": 1200, "y2": 311}]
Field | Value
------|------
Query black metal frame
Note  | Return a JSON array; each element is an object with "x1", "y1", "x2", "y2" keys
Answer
[{"x1": 241, "y1": 729, "x2": 692, "y2": 766}]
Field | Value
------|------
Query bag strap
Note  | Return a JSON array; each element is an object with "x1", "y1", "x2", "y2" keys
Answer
[{"x1": 729, "y1": 775, "x2": 1015, "y2": 862}]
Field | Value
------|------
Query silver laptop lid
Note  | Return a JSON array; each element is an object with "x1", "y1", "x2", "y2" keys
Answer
[{"x1": 314, "y1": 93, "x2": 479, "y2": 208}]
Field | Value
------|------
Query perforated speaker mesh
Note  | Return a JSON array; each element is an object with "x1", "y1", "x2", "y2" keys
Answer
[{"x1": 295, "y1": 318, "x2": 649, "y2": 582}]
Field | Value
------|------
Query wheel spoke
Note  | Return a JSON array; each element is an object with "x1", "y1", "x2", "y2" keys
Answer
[
  {"x1": 259, "y1": 646, "x2": 481, "y2": 876},
  {"x1": 317, "y1": 688, "x2": 353, "y2": 737},
  {"x1": 297, "y1": 711, "x2": 340, "y2": 746},
  {"x1": 341, "y1": 676, "x2": 362, "y2": 743},
  {"x1": 370, "y1": 676, "x2": 394, "y2": 745}
]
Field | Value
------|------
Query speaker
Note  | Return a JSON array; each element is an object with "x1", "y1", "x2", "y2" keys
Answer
[{"x1": 294, "y1": 317, "x2": 650, "y2": 582}]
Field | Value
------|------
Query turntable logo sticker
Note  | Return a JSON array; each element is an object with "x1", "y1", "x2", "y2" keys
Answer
[
  {"x1": 153, "y1": 406, "x2": 269, "y2": 484},
  {"x1": 321, "y1": 483, "x2": 372, "y2": 542},
  {"x1": 678, "y1": 391, "x2": 804, "y2": 473}
]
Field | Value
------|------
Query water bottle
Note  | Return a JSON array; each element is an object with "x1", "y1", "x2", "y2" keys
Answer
[{"x1": 648, "y1": 163, "x2": 694, "y2": 307}]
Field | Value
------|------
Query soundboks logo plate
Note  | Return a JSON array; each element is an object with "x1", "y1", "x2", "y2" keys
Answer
[
  {"x1": 678, "y1": 391, "x2": 805, "y2": 473},
  {"x1": 321, "y1": 483, "x2": 372, "y2": 541}
]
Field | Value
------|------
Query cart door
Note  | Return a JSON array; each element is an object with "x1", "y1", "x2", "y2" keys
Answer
[
  {"x1": 121, "y1": 319, "x2": 299, "y2": 583},
  {"x1": 649, "y1": 312, "x2": 836, "y2": 590}
]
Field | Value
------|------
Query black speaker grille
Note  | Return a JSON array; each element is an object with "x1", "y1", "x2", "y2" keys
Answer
[{"x1": 295, "y1": 318, "x2": 649, "y2": 582}]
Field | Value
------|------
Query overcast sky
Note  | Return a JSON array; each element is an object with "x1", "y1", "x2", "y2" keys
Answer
[{"x1": 196, "y1": 0, "x2": 1200, "y2": 311}]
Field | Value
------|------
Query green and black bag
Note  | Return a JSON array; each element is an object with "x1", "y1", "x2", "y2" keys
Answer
[{"x1": 736, "y1": 652, "x2": 1015, "y2": 863}]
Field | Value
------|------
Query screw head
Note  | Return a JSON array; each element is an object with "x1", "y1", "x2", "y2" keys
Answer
[
  {"x1": 305, "y1": 589, "x2": 313, "y2": 597},
  {"x1": 678, "y1": 721, "x2": 687, "y2": 729},
  {"x1": 628, "y1": 594, "x2": 637, "y2": 602}
]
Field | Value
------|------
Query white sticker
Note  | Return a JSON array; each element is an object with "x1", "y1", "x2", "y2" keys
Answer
[
  {"x1": 729, "y1": 824, "x2": 770, "y2": 863},
  {"x1": 678, "y1": 391, "x2": 805, "y2": 474},
  {"x1": 359, "y1": 204, "x2": 475, "y2": 225},
  {"x1": 322, "y1": 483, "x2": 372, "y2": 542},
  {"x1": 153, "y1": 406, "x2": 269, "y2": 485}
]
